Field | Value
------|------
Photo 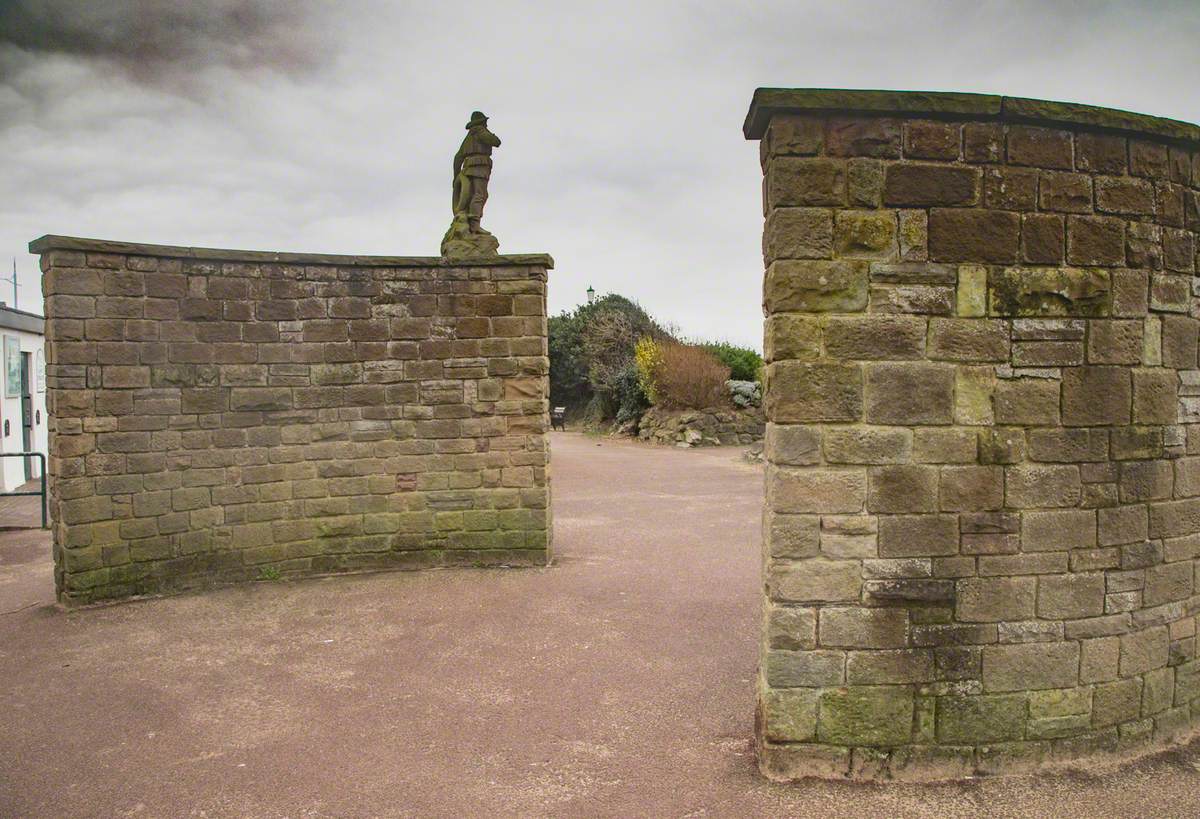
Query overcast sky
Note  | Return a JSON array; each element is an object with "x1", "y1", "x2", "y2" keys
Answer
[{"x1": 2, "y1": 1, "x2": 1198, "y2": 348}]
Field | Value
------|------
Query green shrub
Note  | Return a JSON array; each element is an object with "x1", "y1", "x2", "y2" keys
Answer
[
  {"x1": 548, "y1": 293, "x2": 667, "y2": 418},
  {"x1": 702, "y1": 341, "x2": 763, "y2": 383}
]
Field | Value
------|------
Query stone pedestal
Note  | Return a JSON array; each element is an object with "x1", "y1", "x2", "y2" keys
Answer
[{"x1": 745, "y1": 89, "x2": 1200, "y2": 779}]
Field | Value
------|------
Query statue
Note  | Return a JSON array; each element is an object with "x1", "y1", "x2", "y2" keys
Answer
[{"x1": 441, "y1": 111, "x2": 502, "y2": 257}]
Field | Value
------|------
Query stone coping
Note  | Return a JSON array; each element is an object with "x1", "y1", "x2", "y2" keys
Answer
[
  {"x1": 28, "y1": 235, "x2": 554, "y2": 269},
  {"x1": 743, "y1": 88, "x2": 1200, "y2": 145}
]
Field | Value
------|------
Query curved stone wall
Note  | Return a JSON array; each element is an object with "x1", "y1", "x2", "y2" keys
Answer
[
  {"x1": 746, "y1": 90, "x2": 1200, "y2": 779},
  {"x1": 33, "y1": 236, "x2": 552, "y2": 606}
]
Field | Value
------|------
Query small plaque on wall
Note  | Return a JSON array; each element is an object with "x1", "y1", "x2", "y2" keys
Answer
[
  {"x1": 3, "y1": 336, "x2": 19, "y2": 398},
  {"x1": 35, "y1": 349, "x2": 45, "y2": 393}
]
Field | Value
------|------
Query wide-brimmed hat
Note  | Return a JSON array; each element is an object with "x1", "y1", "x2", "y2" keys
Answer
[{"x1": 466, "y1": 111, "x2": 488, "y2": 128}]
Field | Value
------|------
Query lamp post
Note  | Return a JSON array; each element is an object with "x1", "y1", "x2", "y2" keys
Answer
[{"x1": 586, "y1": 285, "x2": 595, "y2": 304}]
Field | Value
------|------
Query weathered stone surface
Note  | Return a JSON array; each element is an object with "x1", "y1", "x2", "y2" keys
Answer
[
  {"x1": 823, "y1": 427, "x2": 911, "y2": 464},
  {"x1": 766, "y1": 649, "x2": 845, "y2": 687},
  {"x1": 765, "y1": 424, "x2": 821, "y2": 466},
  {"x1": 823, "y1": 316, "x2": 925, "y2": 360},
  {"x1": 1062, "y1": 366, "x2": 1132, "y2": 426},
  {"x1": 764, "y1": 315, "x2": 822, "y2": 361},
  {"x1": 867, "y1": 465, "x2": 939, "y2": 513},
  {"x1": 762, "y1": 688, "x2": 819, "y2": 741},
  {"x1": 878, "y1": 515, "x2": 959, "y2": 558},
  {"x1": 39, "y1": 238, "x2": 552, "y2": 605},
  {"x1": 770, "y1": 467, "x2": 865, "y2": 514},
  {"x1": 957, "y1": 576, "x2": 1036, "y2": 622},
  {"x1": 768, "y1": 157, "x2": 846, "y2": 207},
  {"x1": 938, "y1": 694, "x2": 1027, "y2": 742},
  {"x1": 819, "y1": 607, "x2": 909, "y2": 648},
  {"x1": 764, "y1": 208, "x2": 834, "y2": 262},
  {"x1": 927, "y1": 319, "x2": 1009, "y2": 362},
  {"x1": 982, "y1": 642, "x2": 1080, "y2": 691},
  {"x1": 864, "y1": 363, "x2": 954, "y2": 424},
  {"x1": 766, "y1": 362, "x2": 862, "y2": 422},
  {"x1": 1037, "y1": 572, "x2": 1106, "y2": 618},
  {"x1": 929, "y1": 209, "x2": 1021, "y2": 263},
  {"x1": 817, "y1": 686, "x2": 914, "y2": 745},
  {"x1": 768, "y1": 559, "x2": 862, "y2": 604},
  {"x1": 988, "y1": 267, "x2": 1111, "y2": 317},
  {"x1": 835, "y1": 211, "x2": 898, "y2": 259},
  {"x1": 751, "y1": 97, "x2": 1200, "y2": 772},
  {"x1": 765, "y1": 260, "x2": 869, "y2": 313},
  {"x1": 884, "y1": 164, "x2": 978, "y2": 207}
]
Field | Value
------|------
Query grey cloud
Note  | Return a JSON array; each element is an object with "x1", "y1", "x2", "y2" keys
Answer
[{"x1": 0, "y1": 0, "x2": 324, "y2": 82}]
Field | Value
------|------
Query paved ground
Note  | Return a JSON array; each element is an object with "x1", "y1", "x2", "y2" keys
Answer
[
  {"x1": 0, "y1": 479, "x2": 46, "y2": 529},
  {"x1": 1, "y1": 432, "x2": 1198, "y2": 817}
]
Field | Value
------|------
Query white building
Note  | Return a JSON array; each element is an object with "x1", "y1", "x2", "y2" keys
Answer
[{"x1": 0, "y1": 306, "x2": 48, "y2": 493}]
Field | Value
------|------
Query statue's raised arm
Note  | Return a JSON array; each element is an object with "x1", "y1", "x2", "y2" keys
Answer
[{"x1": 442, "y1": 111, "x2": 501, "y2": 257}]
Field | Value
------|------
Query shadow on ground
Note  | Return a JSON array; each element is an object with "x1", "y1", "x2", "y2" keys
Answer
[{"x1": 0, "y1": 432, "x2": 1197, "y2": 817}]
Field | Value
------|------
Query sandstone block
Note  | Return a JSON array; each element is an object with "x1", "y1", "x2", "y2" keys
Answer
[
  {"x1": 878, "y1": 514, "x2": 958, "y2": 558},
  {"x1": 1120, "y1": 626, "x2": 1169, "y2": 677},
  {"x1": 1093, "y1": 678, "x2": 1142, "y2": 726},
  {"x1": 764, "y1": 208, "x2": 834, "y2": 262},
  {"x1": 764, "y1": 315, "x2": 822, "y2": 361},
  {"x1": 823, "y1": 426, "x2": 912, "y2": 465},
  {"x1": 768, "y1": 157, "x2": 846, "y2": 207},
  {"x1": 993, "y1": 378, "x2": 1060, "y2": 426},
  {"x1": 1037, "y1": 572, "x2": 1106, "y2": 619},
  {"x1": 819, "y1": 607, "x2": 908, "y2": 649},
  {"x1": 883, "y1": 163, "x2": 978, "y2": 207},
  {"x1": 1021, "y1": 213, "x2": 1066, "y2": 264},
  {"x1": 823, "y1": 316, "x2": 925, "y2": 360},
  {"x1": 834, "y1": 211, "x2": 897, "y2": 259},
  {"x1": 1039, "y1": 171, "x2": 1092, "y2": 213},
  {"x1": 764, "y1": 260, "x2": 868, "y2": 313},
  {"x1": 1132, "y1": 369, "x2": 1178, "y2": 424},
  {"x1": 826, "y1": 118, "x2": 902, "y2": 158},
  {"x1": 929, "y1": 209, "x2": 1021, "y2": 263},
  {"x1": 937, "y1": 694, "x2": 1027, "y2": 743},
  {"x1": 983, "y1": 642, "x2": 1080, "y2": 692},
  {"x1": 957, "y1": 576, "x2": 1036, "y2": 622},
  {"x1": 903, "y1": 120, "x2": 961, "y2": 160},
  {"x1": 817, "y1": 685, "x2": 913, "y2": 745},
  {"x1": 1007, "y1": 125, "x2": 1073, "y2": 169},
  {"x1": 938, "y1": 465, "x2": 1003, "y2": 511},
  {"x1": 766, "y1": 649, "x2": 845, "y2": 687},
  {"x1": 1067, "y1": 216, "x2": 1126, "y2": 266},
  {"x1": 927, "y1": 319, "x2": 1009, "y2": 362},
  {"x1": 768, "y1": 605, "x2": 817, "y2": 650},
  {"x1": 1062, "y1": 366, "x2": 1131, "y2": 426},
  {"x1": 983, "y1": 166, "x2": 1037, "y2": 210},
  {"x1": 766, "y1": 362, "x2": 862, "y2": 422},
  {"x1": 1006, "y1": 464, "x2": 1081, "y2": 508},
  {"x1": 867, "y1": 465, "x2": 938, "y2": 513},
  {"x1": 768, "y1": 559, "x2": 862, "y2": 604},
  {"x1": 864, "y1": 363, "x2": 954, "y2": 424},
  {"x1": 1022, "y1": 509, "x2": 1097, "y2": 551},
  {"x1": 762, "y1": 688, "x2": 819, "y2": 742},
  {"x1": 846, "y1": 649, "x2": 935, "y2": 684}
]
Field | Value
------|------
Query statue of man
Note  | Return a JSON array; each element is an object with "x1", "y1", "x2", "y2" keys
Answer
[{"x1": 442, "y1": 111, "x2": 502, "y2": 256}]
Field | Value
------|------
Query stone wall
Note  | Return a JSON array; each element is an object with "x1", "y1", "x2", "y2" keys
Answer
[
  {"x1": 636, "y1": 405, "x2": 764, "y2": 447},
  {"x1": 746, "y1": 90, "x2": 1200, "y2": 779},
  {"x1": 31, "y1": 236, "x2": 552, "y2": 606}
]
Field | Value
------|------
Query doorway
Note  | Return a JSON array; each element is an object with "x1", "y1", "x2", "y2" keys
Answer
[{"x1": 19, "y1": 351, "x2": 31, "y2": 481}]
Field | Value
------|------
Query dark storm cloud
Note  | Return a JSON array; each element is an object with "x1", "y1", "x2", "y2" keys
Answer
[{"x1": 0, "y1": 0, "x2": 323, "y2": 81}]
